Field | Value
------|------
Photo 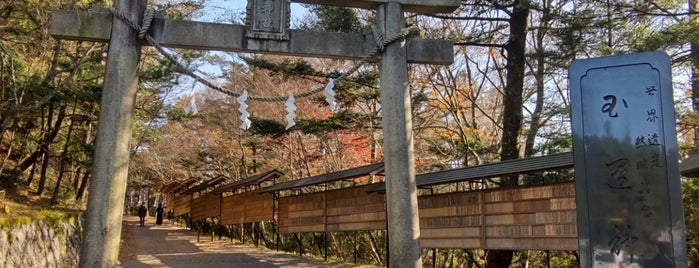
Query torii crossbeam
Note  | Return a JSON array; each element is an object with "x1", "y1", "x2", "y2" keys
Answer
[
  {"x1": 50, "y1": 1, "x2": 458, "y2": 267},
  {"x1": 51, "y1": 10, "x2": 453, "y2": 64}
]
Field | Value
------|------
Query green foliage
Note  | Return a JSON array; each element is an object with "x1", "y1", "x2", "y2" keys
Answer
[
  {"x1": 301, "y1": 6, "x2": 363, "y2": 33},
  {"x1": 534, "y1": 134, "x2": 573, "y2": 155},
  {"x1": 0, "y1": 168, "x2": 21, "y2": 189},
  {"x1": 140, "y1": 57, "x2": 179, "y2": 83},
  {"x1": 334, "y1": 71, "x2": 380, "y2": 105},
  {"x1": 249, "y1": 116, "x2": 287, "y2": 138},
  {"x1": 156, "y1": 0, "x2": 205, "y2": 20},
  {"x1": 0, "y1": 210, "x2": 80, "y2": 229},
  {"x1": 76, "y1": 83, "x2": 103, "y2": 104},
  {"x1": 165, "y1": 107, "x2": 192, "y2": 122},
  {"x1": 297, "y1": 117, "x2": 345, "y2": 135},
  {"x1": 0, "y1": 41, "x2": 27, "y2": 75},
  {"x1": 512, "y1": 250, "x2": 578, "y2": 267},
  {"x1": 632, "y1": 20, "x2": 699, "y2": 51},
  {"x1": 241, "y1": 56, "x2": 323, "y2": 78},
  {"x1": 332, "y1": 109, "x2": 370, "y2": 126},
  {"x1": 683, "y1": 178, "x2": 699, "y2": 266}
]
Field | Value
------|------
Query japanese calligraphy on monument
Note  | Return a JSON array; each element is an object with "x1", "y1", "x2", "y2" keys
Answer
[
  {"x1": 246, "y1": 0, "x2": 290, "y2": 40},
  {"x1": 570, "y1": 51, "x2": 687, "y2": 267}
]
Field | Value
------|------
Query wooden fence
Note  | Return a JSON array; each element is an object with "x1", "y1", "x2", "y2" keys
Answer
[
  {"x1": 173, "y1": 194, "x2": 191, "y2": 217},
  {"x1": 220, "y1": 190, "x2": 274, "y2": 225},
  {"x1": 419, "y1": 182, "x2": 577, "y2": 250},
  {"x1": 277, "y1": 182, "x2": 577, "y2": 250},
  {"x1": 278, "y1": 184, "x2": 386, "y2": 234},
  {"x1": 191, "y1": 194, "x2": 222, "y2": 221}
]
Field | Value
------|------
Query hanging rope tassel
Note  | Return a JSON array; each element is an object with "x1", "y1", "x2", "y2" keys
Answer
[
  {"x1": 324, "y1": 78, "x2": 337, "y2": 111},
  {"x1": 285, "y1": 94, "x2": 296, "y2": 130},
  {"x1": 237, "y1": 90, "x2": 251, "y2": 130},
  {"x1": 186, "y1": 86, "x2": 198, "y2": 114}
]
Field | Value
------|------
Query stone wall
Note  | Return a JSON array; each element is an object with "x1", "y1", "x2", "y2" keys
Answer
[{"x1": 0, "y1": 216, "x2": 82, "y2": 267}]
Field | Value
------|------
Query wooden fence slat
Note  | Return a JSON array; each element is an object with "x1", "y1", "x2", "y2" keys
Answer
[
  {"x1": 420, "y1": 238, "x2": 482, "y2": 249},
  {"x1": 484, "y1": 202, "x2": 514, "y2": 214},
  {"x1": 420, "y1": 227, "x2": 481, "y2": 238},
  {"x1": 220, "y1": 194, "x2": 244, "y2": 225},
  {"x1": 173, "y1": 194, "x2": 191, "y2": 216},
  {"x1": 420, "y1": 215, "x2": 482, "y2": 228},
  {"x1": 550, "y1": 197, "x2": 576, "y2": 210},
  {"x1": 534, "y1": 211, "x2": 577, "y2": 224},
  {"x1": 486, "y1": 237, "x2": 578, "y2": 250}
]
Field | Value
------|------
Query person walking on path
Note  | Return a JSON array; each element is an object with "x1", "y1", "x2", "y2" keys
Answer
[
  {"x1": 138, "y1": 204, "x2": 147, "y2": 227},
  {"x1": 155, "y1": 204, "x2": 164, "y2": 225}
]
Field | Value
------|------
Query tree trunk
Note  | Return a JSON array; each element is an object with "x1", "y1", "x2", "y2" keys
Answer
[
  {"x1": 524, "y1": 0, "x2": 551, "y2": 158},
  {"x1": 25, "y1": 106, "x2": 47, "y2": 186},
  {"x1": 490, "y1": 0, "x2": 529, "y2": 267},
  {"x1": 75, "y1": 164, "x2": 90, "y2": 201},
  {"x1": 367, "y1": 231, "x2": 384, "y2": 265},
  {"x1": 0, "y1": 131, "x2": 13, "y2": 175},
  {"x1": 75, "y1": 119, "x2": 94, "y2": 201},
  {"x1": 37, "y1": 105, "x2": 66, "y2": 196},
  {"x1": 73, "y1": 166, "x2": 83, "y2": 191},
  {"x1": 690, "y1": 0, "x2": 699, "y2": 151},
  {"x1": 499, "y1": 0, "x2": 529, "y2": 168},
  {"x1": 22, "y1": 103, "x2": 66, "y2": 183},
  {"x1": 463, "y1": 249, "x2": 482, "y2": 268},
  {"x1": 26, "y1": 157, "x2": 38, "y2": 186},
  {"x1": 36, "y1": 104, "x2": 55, "y2": 195},
  {"x1": 294, "y1": 233, "x2": 305, "y2": 255},
  {"x1": 51, "y1": 106, "x2": 77, "y2": 205}
]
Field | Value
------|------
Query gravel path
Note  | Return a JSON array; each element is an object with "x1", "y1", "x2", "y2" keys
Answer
[{"x1": 118, "y1": 216, "x2": 347, "y2": 268}]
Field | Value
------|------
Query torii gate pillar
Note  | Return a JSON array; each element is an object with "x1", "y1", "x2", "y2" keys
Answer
[
  {"x1": 378, "y1": 3, "x2": 421, "y2": 267},
  {"x1": 79, "y1": 1, "x2": 145, "y2": 267}
]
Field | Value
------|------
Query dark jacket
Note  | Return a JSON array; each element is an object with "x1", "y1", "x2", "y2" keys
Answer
[{"x1": 138, "y1": 206, "x2": 147, "y2": 218}]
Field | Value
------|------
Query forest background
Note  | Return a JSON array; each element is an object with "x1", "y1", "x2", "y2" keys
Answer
[{"x1": 0, "y1": 0, "x2": 698, "y2": 267}]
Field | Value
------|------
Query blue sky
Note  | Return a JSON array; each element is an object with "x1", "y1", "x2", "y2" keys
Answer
[{"x1": 198, "y1": 0, "x2": 309, "y2": 25}]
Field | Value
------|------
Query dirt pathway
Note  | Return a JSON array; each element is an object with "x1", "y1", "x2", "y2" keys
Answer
[{"x1": 118, "y1": 216, "x2": 346, "y2": 268}]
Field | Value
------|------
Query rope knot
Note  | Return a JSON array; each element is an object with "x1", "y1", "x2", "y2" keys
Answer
[
  {"x1": 370, "y1": 24, "x2": 418, "y2": 52},
  {"x1": 139, "y1": 9, "x2": 155, "y2": 40},
  {"x1": 106, "y1": 7, "x2": 155, "y2": 40},
  {"x1": 371, "y1": 24, "x2": 385, "y2": 52}
]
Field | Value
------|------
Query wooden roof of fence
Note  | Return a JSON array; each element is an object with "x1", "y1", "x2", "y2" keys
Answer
[
  {"x1": 163, "y1": 177, "x2": 198, "y2": 194},
  {"x1": 367, "y1": 152, "x2": 574, "y2": 192},
  {"x1": 259, "y1": 163, "x2": 385, "y2": 193},
  {"x1": 160, "y1": 182, "x2": 180, "y2": 193},
  {"x1": 180, "y1": 175, "x2": 228, "y2": 194},
  {"x1": 211, "y1": 169, "x2": 285, "y2": 194}
]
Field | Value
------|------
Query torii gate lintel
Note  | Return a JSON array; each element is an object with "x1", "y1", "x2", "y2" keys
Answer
[{"x1": 51, "y1": 10, "x2": 454, "y2": 64}]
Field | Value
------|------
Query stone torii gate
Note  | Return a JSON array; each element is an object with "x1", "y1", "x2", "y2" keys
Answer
[{"x1": 51, "y1": 0, "x2": 458, "y2": 267}]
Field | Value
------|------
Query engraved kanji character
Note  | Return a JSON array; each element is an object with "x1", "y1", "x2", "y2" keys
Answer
[
  {"x1": 602, "y1": 95, "x2": 628, "y2": 118},
  {"x1": 645, "y1": 86, "x2": 657, "y2": 96},
  {"x1": 647, "y1": 109, "x2": 659, "y2": 122},
  {"x1": 635, "y1": 136, "x2": 647, "y2": 148},
  {"x1": 608, "y1": 224, "x2": 638, "y2": 260},
  {"x1": 647, "y1": 133, "x2": 660, "y2": 146},
  {"x1": 606, "y1": 158, "x2": 632, "y2": 190}
]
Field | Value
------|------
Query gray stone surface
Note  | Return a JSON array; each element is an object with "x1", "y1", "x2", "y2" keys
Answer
[
  {"x1": 50, "y1": 11, "x2": 454, "y2": 65},
  {"x1": 0, "y1": 217, "x2": 82, "y2": 268},
  {"x1": 79, "y1": 1, "x2": 145, "y2": 267}
]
